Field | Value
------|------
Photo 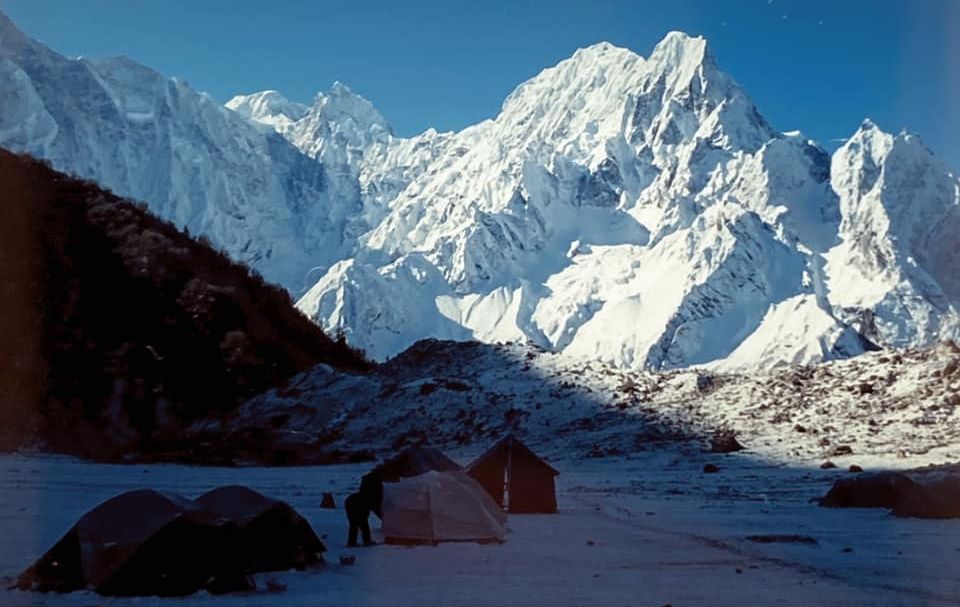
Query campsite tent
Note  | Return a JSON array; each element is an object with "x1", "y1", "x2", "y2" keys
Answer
[
  {"x1": 195, "y1": 485, "x2": 325, "y2": 572},
  {"x1": 467, "y1": 435, "x2": 558, "y2": 513},
  {"x1": 380, "y1": 471, "x2": 507, "y2": 545},
  {"x1": 16, "y1": 489, "x2": 252, "y2": 596},
  {"x1": 376, "y1": 446, "x2": 461, "y2": 482}
]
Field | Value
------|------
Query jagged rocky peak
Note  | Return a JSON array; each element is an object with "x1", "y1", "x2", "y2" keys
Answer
[
  {"x1": 492, "y1": 39, "x2": 644, "y2": 150},
  {"x1": 647, "y1": 31, "x2": 714, "y2": 78},
  {"x1": 307, "y1": 81, "x2": 391, "y2": 132},
  {"x1": 830, "y1": 118, "x2": 960, "y2": 305},
  {"x1": 631, "y1": 30, "x2": 774, "y2": 154},
  {"x1": 227, "y1": 81, "x2": 391, "y2": 156},
  {"x1": 833, "y1": 118, "x2": 893, "y2": 188},
  {"x1": 834, "y1": 118, "x2": 957, "y2": 240}
]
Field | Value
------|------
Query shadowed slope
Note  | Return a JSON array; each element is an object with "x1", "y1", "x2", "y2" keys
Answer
[{"x1": 0, "y1": 149, "x2": 369, "y2": 458}]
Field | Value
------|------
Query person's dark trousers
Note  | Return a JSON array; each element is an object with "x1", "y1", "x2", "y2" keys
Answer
[
  {"x1": 345, "y1": 492, "x2": 373, "y2": 547},
  {"x1": 348, "y1": 517, "x2": 372, "y2": 547}
]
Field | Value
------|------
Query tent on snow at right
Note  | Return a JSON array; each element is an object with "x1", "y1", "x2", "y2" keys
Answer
[{"x1": 466, "y1": 434, "x2": 558, "y2": 513}]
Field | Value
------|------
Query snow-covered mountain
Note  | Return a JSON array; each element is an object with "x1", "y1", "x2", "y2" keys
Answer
[
  {"x1": 290, "y1": 33, "x2": 959, "y2": 368},
  {"x1": 825, "y1": 120, "x2": 960, "y2": 347},
  {"x1": 2, "y1": 8, "x2": 956, "y2": 371}
]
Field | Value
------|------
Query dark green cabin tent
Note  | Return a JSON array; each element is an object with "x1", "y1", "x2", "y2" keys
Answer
[
  {"x1": 16, "y1": 489, "x2": 252, "y2": 596},
  {"x1": 467, "y1": 435, "x2": 558, "y2": 513},
  {"x1": 195, "y1": 485, "x2": 325, "y2": 572}
]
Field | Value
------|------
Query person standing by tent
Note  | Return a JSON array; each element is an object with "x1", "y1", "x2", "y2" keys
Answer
[{"x1": 345, "y1": 468, "x2": 383, "y2": 547}]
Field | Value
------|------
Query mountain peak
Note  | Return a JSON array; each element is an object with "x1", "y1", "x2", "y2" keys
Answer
[
  {"x1": 225, "y1": 90, "x2": 309, "y2": 131},
  {"x1": 329, "y1": 80, "x2": 354, "y2": 96},
  {"x1": 842, "y1": 118, "x2": 894, "y2": 158},
  {"x1": 570, "y1": 41, "x2": 628, "y2": 60},
  {"x1": 857, "y1": 117, "x2": 880, "y2": 133},
  {"x1": 0, "y1": 9, "x2": 30, "y2": 51},
  {"x1": 0, "y1": 9, "x2": 18, "y2": 33},
  {"x1": 308, "y1": 82, "x2": 391, "y2": 134},
  {"x1": 649, "y1": 31, "x2": 713, "y2": 71}
]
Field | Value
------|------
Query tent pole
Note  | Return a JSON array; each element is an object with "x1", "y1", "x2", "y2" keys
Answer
[
  {"x1": 427, "y1": 484, "x2": 435, "y2": 544},
  {"x1": 504, "y1": 438, "x2": 513, "y2": 512}
]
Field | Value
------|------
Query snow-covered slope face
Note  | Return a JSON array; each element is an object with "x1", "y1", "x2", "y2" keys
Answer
[
  {"x1": 228, "y1": 82, "x2": 424, "y2": 253},
  {"x1": 295, "y1": 31, "x2": 955, "y2": 369},
  {"x1": 225, "y1": 90, "x2": 308, "y2": 132},
  {"x1": 0, "y1": 12, "x2": 359, "y2": 292}
]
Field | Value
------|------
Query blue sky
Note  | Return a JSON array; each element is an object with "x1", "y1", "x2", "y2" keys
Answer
[{"x1": 2, "y1": 0, "x2": 958, "y2": 169}]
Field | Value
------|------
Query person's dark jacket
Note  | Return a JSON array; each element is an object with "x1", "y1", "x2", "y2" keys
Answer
[{"x1": 359, "y1": 469, "x2": 384, "y2": 518}]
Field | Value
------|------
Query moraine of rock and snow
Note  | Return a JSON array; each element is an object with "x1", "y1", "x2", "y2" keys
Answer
[{"x1": 2, "y1": 10, "x2": 957, "y2": 372}]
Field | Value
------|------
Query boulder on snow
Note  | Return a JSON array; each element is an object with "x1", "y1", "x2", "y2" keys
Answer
[
  {"x1": 819, "y1": 472, "x2": 920, "y2": 509},
  {"x1": 320, "y1": 492, "x2": 336, "y2": 509},
  {"x1": 892, "y1": 476, "x2": 960, "y2": 519},
  {"x1": 695, "y1": 373, "x2": 716, "y2": 394},
  {"x1": 709, "y1": 429, "x2": 744, "y2": 453}
]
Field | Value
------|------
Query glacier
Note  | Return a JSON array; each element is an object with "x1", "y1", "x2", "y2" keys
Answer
[{"x1": 1, "y1": 10, "x2": 957, "y2": 371}]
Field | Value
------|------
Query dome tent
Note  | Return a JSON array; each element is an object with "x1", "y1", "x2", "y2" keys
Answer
[
  {"x1": 375, "y1": 446, "x2": 461, "y2": 482},
  {"x1": 195, "y1": 485, "x2": 325, "y2": 572},
  {"x1": 16, "y1": 489, "x2": 252, "y2": 596},
  {"x1": 467, "y1": 434, "x2": 558, "y2": 513},
  {"x1": 381, "y1": 471, "x2": 507, "y2": 545}
]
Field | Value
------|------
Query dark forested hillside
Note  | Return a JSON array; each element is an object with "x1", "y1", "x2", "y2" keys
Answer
[{"x1": 0, "y1": 150, "x2": 369, "y2": 459}]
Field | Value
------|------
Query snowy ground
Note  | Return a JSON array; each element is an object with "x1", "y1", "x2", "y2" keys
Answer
[{"x1": 2, "y1": 451, "x2": 960, "y2": 606}]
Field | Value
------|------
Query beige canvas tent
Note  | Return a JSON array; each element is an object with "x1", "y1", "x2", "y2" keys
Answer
[{"x1": 380, "y1": 471, "x2": 507, "y2": 545}]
